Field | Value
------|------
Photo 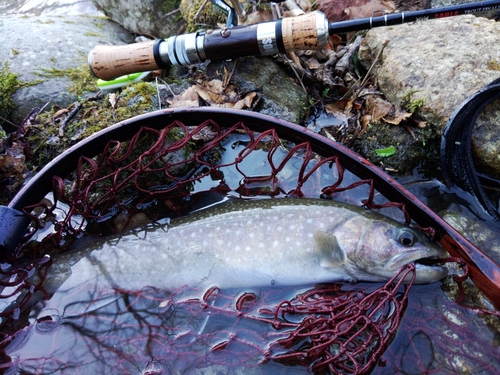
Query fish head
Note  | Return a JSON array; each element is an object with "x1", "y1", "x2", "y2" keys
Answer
[{"x1": 350, "y1": 220, "x2": 448, "y2": 284}]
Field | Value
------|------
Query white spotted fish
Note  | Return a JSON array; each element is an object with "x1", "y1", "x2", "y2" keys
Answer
[{"x1": 38, "y1": 198, "x2": 447, "y2": 310}]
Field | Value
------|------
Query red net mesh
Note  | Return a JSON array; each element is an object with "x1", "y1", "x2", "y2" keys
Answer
[{"x1": 0, "y1": 118, "x2": 498, "y2": 374}]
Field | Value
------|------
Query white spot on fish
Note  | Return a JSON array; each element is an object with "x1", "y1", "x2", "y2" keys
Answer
[
  {"x1": 259, "y1": 243, "x2": 265, "y2": 248},
  {"x1": 245, "y1": 246, "x2": 251, "y2": 251},
  {"x1": 306, "y1": 218, "x2": 313, "y2": 224},
  {"x1": 272, "y1": 240, "x2": 279, "y2": 247},
  {"x1": 319, "y1": 222, "x2": 325, "y2": 229},
  {"x1": 308, "y1": 233, "x2": 313, "y2": 238},
  {"x1": 290, "y1": 224, "x2": 296, "y2": 230},
  {"x1": 285, "y1": 237, "x2": 291, "y2": 242},
  {"x1": 277, "y1": 226, "x2": 282, "y2": 232},
  {"x1": 235, "y1": 245, "x2": 241, "y2": 251}
]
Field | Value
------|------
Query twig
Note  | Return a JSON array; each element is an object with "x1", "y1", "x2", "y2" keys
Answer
[
  {"x1": 282, "y1": 54, "x2": 308, "y2": 95},
  {"x1": 59, "y1": 102, "x2": 81, "y2": 137},
  {"x1": 222, "y1": 61, "x2": 237, "y2": 89},
  {"x1": 0, "y1": 115, "x2": 19, "y2": 128},
  {"x1": 155, "y1": 76, "x2": 162, "y2": 110},
  {"x1": 335, "y1": 36, "x2": 363, "y2": 77},
  {"x1": 340, "y1": 39, "x2": 389, "y2": 101},
  {"x1": 360, "y1": 40, "x2": 389, "y2": 88},
  {"x1": 194, "y1": 0, "x2": 210, "y2": 22}
]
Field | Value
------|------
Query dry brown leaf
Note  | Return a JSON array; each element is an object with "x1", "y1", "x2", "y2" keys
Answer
[
  {"x1": 168, "y1": 86, "x2": 200, "y2": 108},
  {"x1": 169, "y1": 80, "x2": 256, "y2": 110},
  {"x1": 242, "y1": 91, "x2": 257, "y2": 108},
  {"x1": 240, "y1": 10, "x2": 273, "y2": 25},
  {"x1": 344, "y1": 0, "x2": 396, "y2": 20},
  {"x1": 306, "y1": 57, "x2": 321, "y2": 70},
  {"x1": 383, "y1": 107, "x2": 412, "y2": 125},
  {"x1": 318, "y1": 0, "x2": 395, "y2": 22},
  {"x1": 108, "y1": 93, "x2": 118, "y2": 109},
  {"x1": 52, "y1": 108, "x2": 69, "y2": 121},
  {"x1": 365, "y1": 95, "x2": 393, "y2": 121}
]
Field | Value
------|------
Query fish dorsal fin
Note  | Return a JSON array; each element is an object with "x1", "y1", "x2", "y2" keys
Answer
[{"x1": 314, "y1": 230, "x2": 346, "y2": 267}]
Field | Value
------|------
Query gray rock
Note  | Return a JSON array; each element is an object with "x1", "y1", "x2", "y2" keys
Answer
[
  {"x1": 472, "y1": 96, "x2": 500, "y2": 179},
  {"x1": 91, "y1": 0, "x2": 183, "y2": 37},
  {"x1": 205, "y1": 57, "x2": 307, "y2": 124},
  {"x1": 0, "y1": 14, "x2": 134, "y2": 124},
  {"x1": 0, "y1": 0, "x2": 103, "y2": 16},
  {"x1": 358, "y1": 15, "x2": 500, "y2": 174},
  {"x1": 430, "y1": 0, "x2": 499, "y2": 19}
]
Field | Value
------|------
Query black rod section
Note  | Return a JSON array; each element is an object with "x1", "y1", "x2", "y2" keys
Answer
[{"x1": 329, "y1": 0, "x2": 500, "y2": 34}]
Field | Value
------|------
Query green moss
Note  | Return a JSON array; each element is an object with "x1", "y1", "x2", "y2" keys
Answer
[
  {"x1": 27, "y1": 79, "x2": 161, "y2": 168},
  {"x1": 84, "y1": 31, "x2": 105, "y2": 37},
  {"x1": 487, "y1": 60, "x2": 500, "y2": 71},
  {"x1": 402, "y1": 89, "x2": 425, "y2": 113},
  {"x1": 180, "y1": 0, "x2": 226, "y2": 32},
  {"x1": 35, "y1": 65, "x2": 98, "y2": 96},
  {"x1": 159, "y1": 0, "x2": 182, "y2": 13},
  {"x1": 0, "y1": 62, "x2": 23, "y2": 126},
  {"x1": 353, "y1": 121, "x2": 440, "y2": 175},
  {"x1": 37, "y1": 19, "x2": 55, "y2": 24}
]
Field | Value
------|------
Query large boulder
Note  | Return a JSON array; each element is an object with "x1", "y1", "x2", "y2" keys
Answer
[
  {"x1": 358, "y1": 15, "x2": 500, "y2": 175},
  {"x1": 91, "y1": 0, "x2": 184, "y2": 37},
  {"x1": 0, "y1": 14, "x2": 134, "y2": 124}
]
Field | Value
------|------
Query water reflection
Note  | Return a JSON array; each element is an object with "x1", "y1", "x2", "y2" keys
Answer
[{"x1": 4, "y1": 278, "x2": 499, "y2": 374}]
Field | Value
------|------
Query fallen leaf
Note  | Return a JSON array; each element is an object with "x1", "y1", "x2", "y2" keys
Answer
[
  {"x1": 306, "y1": 57, "x2": 321, "y2": 70},
  {"x1": 168, "y1": 80, "x2": 256, "y2": 110},
  {"x1": 240, "y1": 10, "x2": 273, "y2": 25},
  {"x1": 383, "y1": 106, "x2": 412, "y2": 125},
  {"x1": 168, "y1": 86, "x2": 200, "y2": 108},
  {"x1": 108, "y1": 93, "x2": 118, "y2": 109},
  {"x1": 52, "y1": 108, "x2": 68, "y2": 121},
  {"x1": 365, "y1": 95, "x2": 393, "y2": 121},
  {"x1": 318, "y1": 0, "x2": 395, "y2": 22},
  {"x1": 344, "y1": 0, "x2": 396, "y2": 20}
]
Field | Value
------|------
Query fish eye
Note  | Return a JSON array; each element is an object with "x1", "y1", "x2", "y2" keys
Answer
[{"x1": 398, "y1": 229, "x2": 416, "y2": 247}]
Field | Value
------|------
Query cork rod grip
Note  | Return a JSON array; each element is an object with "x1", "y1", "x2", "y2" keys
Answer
[
  {"x1": 281, "y1": 12, "x2": 326, "y2": 51},
  {"x1": 88, "y1": 40, "x2": 160, "y2": 81}
]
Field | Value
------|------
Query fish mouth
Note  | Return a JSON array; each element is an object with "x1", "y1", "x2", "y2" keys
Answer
[{"x1": 389, "y1": 248, "x2": 448, "y2": 284}]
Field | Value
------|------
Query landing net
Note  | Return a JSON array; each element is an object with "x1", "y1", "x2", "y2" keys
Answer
[{"x1": 0, "y1": 116, "x2": 497, "y2": 374}]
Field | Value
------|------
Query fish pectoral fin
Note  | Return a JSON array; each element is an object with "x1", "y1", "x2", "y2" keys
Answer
[{"x1": 314, "y1": 230, "x2": 346, "y2": 267}]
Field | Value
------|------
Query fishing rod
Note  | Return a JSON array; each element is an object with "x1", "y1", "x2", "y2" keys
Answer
[{"x1": 88, "y1": 0, "x2": 500, "y2": 81}]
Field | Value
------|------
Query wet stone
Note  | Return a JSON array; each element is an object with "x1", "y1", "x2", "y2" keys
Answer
[{"x1": 0, "y1": 11, "x2": 134, "y2": 124}]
